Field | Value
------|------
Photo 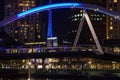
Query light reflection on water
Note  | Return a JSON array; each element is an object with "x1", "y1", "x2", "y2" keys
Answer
[
  {"x1": 1, "y1": 77, "x2": 119, "y2": 80},
  {"x1": 0, "y1": 78, "x2": 66, "y2": 80}
]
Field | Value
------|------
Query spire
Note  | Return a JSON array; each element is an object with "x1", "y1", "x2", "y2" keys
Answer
[{"x1": 47, "y1": 0, "x2": 53, "y2": 37}]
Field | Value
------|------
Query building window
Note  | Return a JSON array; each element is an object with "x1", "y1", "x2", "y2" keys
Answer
[
  {"x1": 113, "y1": 47, "x2": 120, "y2": 53},
  {"x1": 114, "y1": 0, "x2": 118, "y2": 3},
  {"x1": 107, "y1": 36, "x2": 110, "y2": 39},
  {"x1": 100, "y1": 18, "x2": 102, "y2": 20},
  {"x1": 25, "y1": 36, "x2": 27, "y2": 39},
  {"x1": 110, "y1": 8, "x2": 112, "y2": 11},
  {"x1": 110, "y1": 22, "x2": 112, "y2": 25},
  {"x1": 97, "y1": 18, "x2": 99, "y2": 21},
  {"x1": 110, "y1": 18, "x2": 113, "y2": 20},
  {"x1": 74, "y1": 18, "x2": 77, "y2": 21},
  {"x1": 28, "y1": 49, "x2": 32, "y2": 53},
  {"x1": 109, "y1": 26, "x2": 113, "y2": 30},
  {"x1": 37, "y1": 35, "x2": 41, "y2": 39},
  {"x1": 15, "y1": 39, "x2": 18, "y2": 42},
  {"x1": 15, "y1": 30, "x2": 18, "y2": 33}
]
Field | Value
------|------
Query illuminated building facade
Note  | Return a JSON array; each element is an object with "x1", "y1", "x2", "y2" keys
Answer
[
  {"x1": 106, "y1": 0, "x2": 120, "y2": 39},
  {"x1": 67, "y1": 0, "x2": 106, "y2": 44},
  {"x1": 4, "y1": 0, "x2": 42, "y2": 44}
]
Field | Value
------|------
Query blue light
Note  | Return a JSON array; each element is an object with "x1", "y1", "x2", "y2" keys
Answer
[
  {"x1": 48, "y1": 0, "x2": 53, "y2": 37},
  {"x1": 17, "y1": 3, "x2": 80, "y2": 18},
  {"x1": 2, "y1": 2, "x2": 120, "y2": 28},
  {"x1": 47, "y1": 9, "x2": 52, "y2": 37}
]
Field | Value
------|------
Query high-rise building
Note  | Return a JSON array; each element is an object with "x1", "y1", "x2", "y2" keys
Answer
[
  {"x1": 4, "y1": 0, "x2": 43, "y2": 44},
  {"x1": 66, "y1": 0, "x2": 107, "y2": 44},
  {"x1": 106, "y1": 0, "x2": 120, "y2": 39}
]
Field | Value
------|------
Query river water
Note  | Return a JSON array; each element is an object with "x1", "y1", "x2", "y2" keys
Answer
[
  {"x1": 0, "y1": 78, "x2": 82, "y2": 80},
  {"x1": 1, "y1": 77, "x2": 119, "y2": 80},
  {"x1": 0, "y1": 78, "x2": 63, "y2": 80}
]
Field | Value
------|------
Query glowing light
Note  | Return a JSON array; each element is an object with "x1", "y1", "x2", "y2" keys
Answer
[
  {"x1": 17, "y1": 3, "x2": 80, "y2": 17},
  {"x1": 47, "y1": 9, "x2": 52, "y2": 37},
  {"x1": 1, "y1": 2, "x2": 120, "y2": 27},
  {"x1": 48, "y1": 0, "x2": 53, "y2": 37},
  {"x1": 47, "y1": 37, "x2": 57, "y2": 40},
  {"x1": 114, "y1": 0, "x2": 118, "y2": 3},
  {"x1": 24, "y1": 42, "x2": 46, "y2": 45},
  {"x1": 28, "y1": 62, "x2": 31, "y2": 65}
]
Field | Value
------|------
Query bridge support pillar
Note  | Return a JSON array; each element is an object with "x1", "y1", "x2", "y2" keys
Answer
[
  {"x1": 42, "y1": 58, "x2": 45, "y2": 69},
  {"x1": 72, "y1": 10, "x2": 103, "y2": 54},
  {"x1": 72, "y1": 10, "x2": 85, "y2": 51}
]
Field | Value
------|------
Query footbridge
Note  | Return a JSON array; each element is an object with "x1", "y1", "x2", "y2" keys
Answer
[
  {"x1": 0, "y1": 2, "x2": 120, "y2": 60},
  {"x1": 0, "y1": 2, "x2": 120, "y2": 55}
]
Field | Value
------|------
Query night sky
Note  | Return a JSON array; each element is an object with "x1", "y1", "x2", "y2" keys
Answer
[
  {"x1": 49, "y1": 0, "x2": 71, "y2": 38},
  {"x1": 0, "y1": 0, "x2": 4, "y2": 21}
]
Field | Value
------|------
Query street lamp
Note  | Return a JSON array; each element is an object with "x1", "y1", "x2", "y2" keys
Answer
[{"x1": 28, "y1": 61, "x2": 31, "y2": 80}]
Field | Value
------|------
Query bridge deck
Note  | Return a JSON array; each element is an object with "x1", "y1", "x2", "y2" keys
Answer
[{"x1": 0, "y1": 51, "x2": 120, "y2": 62}]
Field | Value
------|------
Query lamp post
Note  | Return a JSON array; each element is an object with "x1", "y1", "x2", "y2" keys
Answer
[{"x1": 28, "y1": 61, "x2": 31, "y2": 80}]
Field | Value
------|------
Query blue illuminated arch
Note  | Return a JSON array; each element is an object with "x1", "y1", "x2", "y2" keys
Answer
[{"x1": 0, "y1": 2, "x2": 120, "y2": 27}]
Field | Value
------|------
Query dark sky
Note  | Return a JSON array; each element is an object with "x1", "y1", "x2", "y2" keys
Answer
[
  {"x1": 50, "y1": 0, "x2": 71, "y2": 38},
  {"x1": 40, "y1": 0, "x2": 71, "y2": 40},
  {"x1": 0, "y1": 0, "x2": 4, "y2": 21}
]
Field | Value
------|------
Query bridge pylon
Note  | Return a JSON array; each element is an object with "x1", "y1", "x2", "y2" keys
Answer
[{"x1": 72, "y1": 9, "x2": 104, "y2": 54}]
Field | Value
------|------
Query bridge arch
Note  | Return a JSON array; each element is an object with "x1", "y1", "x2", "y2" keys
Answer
[{"x1": 0, "y1": 2, "x2": 120, "y2": 27}]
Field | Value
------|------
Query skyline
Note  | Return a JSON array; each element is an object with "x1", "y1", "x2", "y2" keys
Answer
[
  {"x1": 1, "y1": 0, "x2": 120, "y2": 43},
  {"x1": 0, "y1": 0, "x2": 71, "y2": 44}
]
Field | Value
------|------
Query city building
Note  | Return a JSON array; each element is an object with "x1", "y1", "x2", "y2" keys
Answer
[
  {"x1": 102, "y1": 0, "x2": 120, "y2": 54},
  {"x1": 0, "y1": 28, "x2": 18, "y2": 48},
  {"x1": 106, "y1": 0, "x2": 120, "y2": 39},
  {"x1": 4, "y1": 0, "x2": 44, "y2": 44},
  {"x1": 65, "y1": 0, "x2": 107, "y2": 45}
]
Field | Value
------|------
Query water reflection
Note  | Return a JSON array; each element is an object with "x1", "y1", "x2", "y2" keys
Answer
[{"x1": 0, "y1": 78, "x2": 71, "y2": 80}]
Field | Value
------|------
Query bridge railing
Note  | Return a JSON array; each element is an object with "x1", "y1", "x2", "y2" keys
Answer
[
  {"x1": 0, "y1": 45, "x2": 118, "y2": 54},
  {"x1": 1, "y1": 45, "x2": 97, "y2": 54}
]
